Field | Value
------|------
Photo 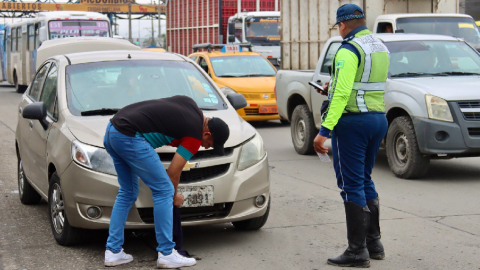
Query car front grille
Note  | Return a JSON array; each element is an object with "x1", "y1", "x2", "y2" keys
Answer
[
  {"x1": 180, "y1": 164, "x2": 230, "y2": 184},
  {"x1": 242, "y1": 93, "x2": 275, "y2": 99},
  {"x1": 458, "y1": 101, "x2": 480, "y2": 121},
  {"x1": 158, "y1": 148, "x2": 233, "y2": 162},
  {"x1": 244, "y1": 107, "x2": 277, "y2": 115},
  {"x1": 137, "y1": 203, "x2": 233, "y2": 223}
]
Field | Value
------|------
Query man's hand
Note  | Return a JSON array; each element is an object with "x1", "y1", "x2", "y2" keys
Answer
[
  {"x1": 313, "y1": 134, "x2": 328, "y2": 154},
  {"x1": 173, "y1": 193, "x2": 184, "y2": 207},
  {"x1": 318, "y1": 81, "x2": 329, "y2": 96}
]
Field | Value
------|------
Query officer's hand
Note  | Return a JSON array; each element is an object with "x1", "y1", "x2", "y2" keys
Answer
[
  {"x1": 173, "y1": 193, "x2": 184, "y2": 207},
  {"x1": 318, "y1": 82, "x2": 329, "y2": 96},
  {"x1": 313, "y1": 134, "x2": 328, "y2": 154}
]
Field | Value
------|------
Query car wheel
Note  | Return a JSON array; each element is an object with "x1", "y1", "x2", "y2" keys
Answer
[
  {"x1": 386, "y1": 116, "x2": 430, "y2": 179},
  {"x1": 14, "y1": 73, "x2": 26, "y2": 94},
  {"x1": 291, "y1": 104, "x2": 317, "y2": 155},
  {"x1": 48, "y1": 172, "x2": 82, "y2": 246},
  {"x1": 232, "y1": 199, "x2": 270, "y2": 231},
  {"x1": 17, "y1": 157, "x2": 42, "y2": 205}
]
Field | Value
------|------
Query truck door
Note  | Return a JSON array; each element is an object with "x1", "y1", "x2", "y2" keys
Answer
[{"x1": 311, "y1": 42, "x2": 341, "y2": 126}]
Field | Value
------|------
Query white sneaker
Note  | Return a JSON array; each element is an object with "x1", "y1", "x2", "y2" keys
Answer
[
  {"x1": 157, "y1": 249, "x2": 196, "y2": 268},
  {"x1": 104, "y1": 249, "x2": 133, "y2": 267}
]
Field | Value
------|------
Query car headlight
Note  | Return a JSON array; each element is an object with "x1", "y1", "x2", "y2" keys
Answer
[
  {"x1": 220, "y1": 86, "x2": 237, "y2": 96},
  {"x1": 71, "y1": 140, "x2": 117, "y2": 176},
  {"x1": 238, "y1": 134, "x2": 266, "y2": 171},
  {"x1": 425, "y1": 95, "x2": 453, "y2": 122}
]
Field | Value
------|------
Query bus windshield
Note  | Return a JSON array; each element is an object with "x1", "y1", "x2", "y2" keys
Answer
[
  {"x1": 396, "y1": 17, "x2": 480, "y2": 48},
  {"x1": 245, "y1": 16, "x2": 280, "y2": 46},
  {"x1": 48, "y1": 20, "x2": 110, "y2": 39}
]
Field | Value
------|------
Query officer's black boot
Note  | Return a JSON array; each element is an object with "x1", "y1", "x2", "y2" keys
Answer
[
  {"x1": 366, "y1": 198, "x2": 385, "y2": 260},
  {"x1": 327, "y1": 202, "x2": 371, "y2": 268}
]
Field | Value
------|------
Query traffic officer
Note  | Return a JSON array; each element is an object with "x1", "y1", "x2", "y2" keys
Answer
[
  {"x1": 313, "y1": 4, "x2": 389, "y2": 268},
  {"x1": 103, "y1": 95, "x2": 229, "y2": 268}
]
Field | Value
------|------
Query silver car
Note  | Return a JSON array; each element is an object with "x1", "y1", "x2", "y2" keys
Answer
[{"x1": 15, "y1": 40, "x2": 270, "y2": 245}]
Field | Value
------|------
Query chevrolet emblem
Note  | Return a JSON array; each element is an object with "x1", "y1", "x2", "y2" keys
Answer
[
  {"x1": 183, "y1": 161, "x2": 199, "y2": 171},
  {"x1": 263, "y1": 94, "x2": 269, "y2": 99}
]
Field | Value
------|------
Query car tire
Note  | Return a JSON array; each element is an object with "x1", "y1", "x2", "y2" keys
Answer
[
  {"x1": 232, "y1": 199, "x2": 270, "y2": 231},
  {"x1": 291, "y1": 104, "x2": 317, "y2": 155},
  {"x1": 17, "y1": 157, "x2": 42, "y2": 205},
  {"x1": 48, "y1": 172, "x2": 82, "y2": 246},
  {"x1": 386, "y1": 116, "x2": 430, "y2": 179},
  {"x1": 14, "y1": 73, "x2": 27, "y2": 94}
]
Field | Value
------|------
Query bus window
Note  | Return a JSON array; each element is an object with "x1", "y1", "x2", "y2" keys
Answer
[
  {"x1": 35, "y1": 23, "x2": 40, "y2": 49},
  {"x1": 11, "y1": 27, "x2": 16, "y2": 52},
  {"x1": 28, "y1": 25, "x2": 34, "y2": 51},
  {"x1": 16, "y1": 28, "x2": 21, "y2": 52}
]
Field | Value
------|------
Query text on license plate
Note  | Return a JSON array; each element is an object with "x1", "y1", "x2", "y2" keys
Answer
[
  {"x1": 259, "y1": 105, "x2": 278, "y2": 114},
  {"x1": 177, "y1": 185, "x2": 214, "y2": 208}
]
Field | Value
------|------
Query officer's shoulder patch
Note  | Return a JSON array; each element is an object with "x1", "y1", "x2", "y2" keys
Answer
[{"x1": 336, "y1": 60, "x2": 345, "y2": 69}]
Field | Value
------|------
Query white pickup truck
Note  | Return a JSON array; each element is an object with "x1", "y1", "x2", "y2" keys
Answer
[{"x1": 276, "y1": 33, "x2": 480, "y2": 179}]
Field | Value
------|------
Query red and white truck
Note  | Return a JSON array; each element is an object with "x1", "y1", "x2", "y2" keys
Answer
[{"x1": 166, "y1": 0, "x2": 280, "y2": 64}]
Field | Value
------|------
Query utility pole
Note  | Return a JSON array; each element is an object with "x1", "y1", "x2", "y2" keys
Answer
[
  {"x1": 128, "y1": 2, "x2": 132, "y2": 43},
  {"x1": 158, "y1": 0, "x2": 162, "y2": 48},
  {"x1": 151, "y1": 0, "x2": 155, "y2": 47}
]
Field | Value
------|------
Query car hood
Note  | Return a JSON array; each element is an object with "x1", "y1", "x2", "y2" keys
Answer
[
  {"x1": 214, "y1": 77, "x2": 276, "y2": 93},
  {"x1": 389, "y1": 76, "x2": 480, "y2": 101},
  {"x1": 65, "y1": 109, "x2": 256, "y2": 149}
]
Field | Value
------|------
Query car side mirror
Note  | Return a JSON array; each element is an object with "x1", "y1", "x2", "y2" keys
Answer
[
  {"x1": 228, "y1": 22, "x2": 235, "y2": 36},
  {"x1": 22, "y1": 102, "x2": 49, "y2": 130},
  {"x1": 228, "y1": 35, "x2": 236, "y2": 43},
  {"x1": 395, "y1": 29, "x2": 404, "y2": 33},
  {"x1": 226, "y1": 93, "x2": 247, "y2": 110}
]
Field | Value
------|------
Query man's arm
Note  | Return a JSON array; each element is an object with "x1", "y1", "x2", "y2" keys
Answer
[
  {"x1": 319, "y1": 48, "x2": 359, "y2": 136},
  {"x1": 167, "y1": 153, "x2": 187, "y2": 193}
]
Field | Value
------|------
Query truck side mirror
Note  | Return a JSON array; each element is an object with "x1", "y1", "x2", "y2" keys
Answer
[
  {"x1": 228, "y1": 35, "x2": 236, "y2": 43},
  {"x1": 395, "y1": 29, "x2": 404, "y2": 33},
  {"x1": 228, "y1": 22, "x2": 235, "y2": 36},
  {"x1": 38, "y1": 26, "x2": 47, "y2": 43},
  {"x1": 226, "y1": 93, "x2": 247, "y2": 110},
  {"x1": 22, "y1": 102, "x2": 49, "y2": 130}
]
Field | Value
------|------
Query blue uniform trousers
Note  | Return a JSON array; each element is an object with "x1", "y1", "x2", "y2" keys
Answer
[{"x1": 331, "y1": 113, "x2": 388, "y2": 207}]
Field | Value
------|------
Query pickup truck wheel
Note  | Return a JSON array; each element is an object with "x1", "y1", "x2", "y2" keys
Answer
[
  {"x1": 232, "y1": 199, "x2": 270, "y2": 231},
  {"x1": 386, "y1": 116, "x2": 430, "y2": 179},
  {"x1": 291, "y1": 104, "x2": 317, "y2": 155},
  {"x1": 48, "y1": 172, "x2": 83, "y2": 246}
]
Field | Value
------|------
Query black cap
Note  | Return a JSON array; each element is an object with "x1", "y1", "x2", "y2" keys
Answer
[{"x1": 208, "y1": 117, "x2": 230, "y2": 155}]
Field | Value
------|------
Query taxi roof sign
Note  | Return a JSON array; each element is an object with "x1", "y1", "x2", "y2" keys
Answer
[{"x1": 192, "y1": 43, "x2": 252, "y2": 53}]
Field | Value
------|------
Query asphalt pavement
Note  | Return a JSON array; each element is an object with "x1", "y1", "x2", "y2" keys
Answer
[{"x1": 1, "y1": 83, "x2": 479, "y2": 269}]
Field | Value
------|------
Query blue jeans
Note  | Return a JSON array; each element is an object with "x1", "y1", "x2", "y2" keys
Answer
[
  {"x1": 331, "y1": 113, "x2": 388, "y2": 207},
  {"x1": 104, "y1": 122, "x2": 175, "y2": 255}
]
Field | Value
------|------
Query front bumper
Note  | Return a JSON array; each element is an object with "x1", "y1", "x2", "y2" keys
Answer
[
  {"x1": 59, "y1": 149, "x2": 270, "y2": 229},
  {"x1": 413, "y1": 112, "x2": 480, "y2": 156}
]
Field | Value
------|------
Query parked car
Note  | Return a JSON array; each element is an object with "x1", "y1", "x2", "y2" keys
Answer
[
  {"x1": 15, "y1": 38, "x2": 270, "y2": 246},
  {"x1": 275, "y1": 34, "x2": 480, "y2": 179},
  {"x1": 188, "y1": 43, "x2": 282, "y2": 123}
]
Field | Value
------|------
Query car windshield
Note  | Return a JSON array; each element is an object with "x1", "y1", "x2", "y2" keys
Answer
[
  {"x1": 66, "y1": 60, "x2": 226, "y2": 116},
  {"x1": 49, "y1": 20, "x2": 110, "y2": 39},
  {"x1": 210, "y1": 56, "x2": 276, "y2": 77},
  {"x1": 396, "y1": 17, "x2": 480, "y2": 47},
  {"x1": 384, "y1": 40, "x2": 480, "y2": 77},
  {"x1": 245, "y1": 16, "x2": 281, "y2": 46}
]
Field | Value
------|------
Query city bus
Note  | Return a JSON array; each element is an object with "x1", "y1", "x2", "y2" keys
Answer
[{"x1": 3, "y1": 11, "x2": 111, "y2": 92}]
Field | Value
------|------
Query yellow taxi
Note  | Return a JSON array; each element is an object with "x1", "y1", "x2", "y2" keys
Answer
[
  {"x1": 142, "y1": 47, "x2": 167, "y2": 52},
  {"x1": 188, "y1": 44, "x2": 280, "y2": 122}
]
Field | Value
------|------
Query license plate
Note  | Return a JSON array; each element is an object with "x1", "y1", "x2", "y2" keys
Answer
[
  {"x1": 178, "y1": 185, "x2": 214, "y2": 208},
  {"x1": 259, "y1": 105, "x2": 278, "y2": 114}
]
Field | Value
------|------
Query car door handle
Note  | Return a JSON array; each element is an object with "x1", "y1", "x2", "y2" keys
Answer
[{"x1": 29, "y1": 121, "x2": 33, "y2": 128}]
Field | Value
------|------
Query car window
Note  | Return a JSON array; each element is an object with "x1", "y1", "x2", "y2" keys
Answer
[
  {"x1": 321, "y1": 42, "x2": 341, "y2": 74},
  {"x1": 210, "y1": 55, "x2": 277, "y2": 77},
  {"x1": 198, "y1": 57, "x2": 210, "y2": 74},
  {"x1": 39, "y1": 64, "x2": 58, "y2": 119},
  {"x1": 66, "y1": 60, "x2": 226, "y2": 116},
  {"x1": 189, "y1": 56, "x2": 198, "y2": 62},
  {"x1": 377, "y1": 22, "x2": 394, "y2": 33},
  {"x1": 28, "y1": 63, "x2": 51, "y2": 101}
]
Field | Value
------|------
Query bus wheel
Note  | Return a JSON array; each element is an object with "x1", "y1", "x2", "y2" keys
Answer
[{"x1": 14, "y1": 73, "x2": 27, "y2": 94}]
